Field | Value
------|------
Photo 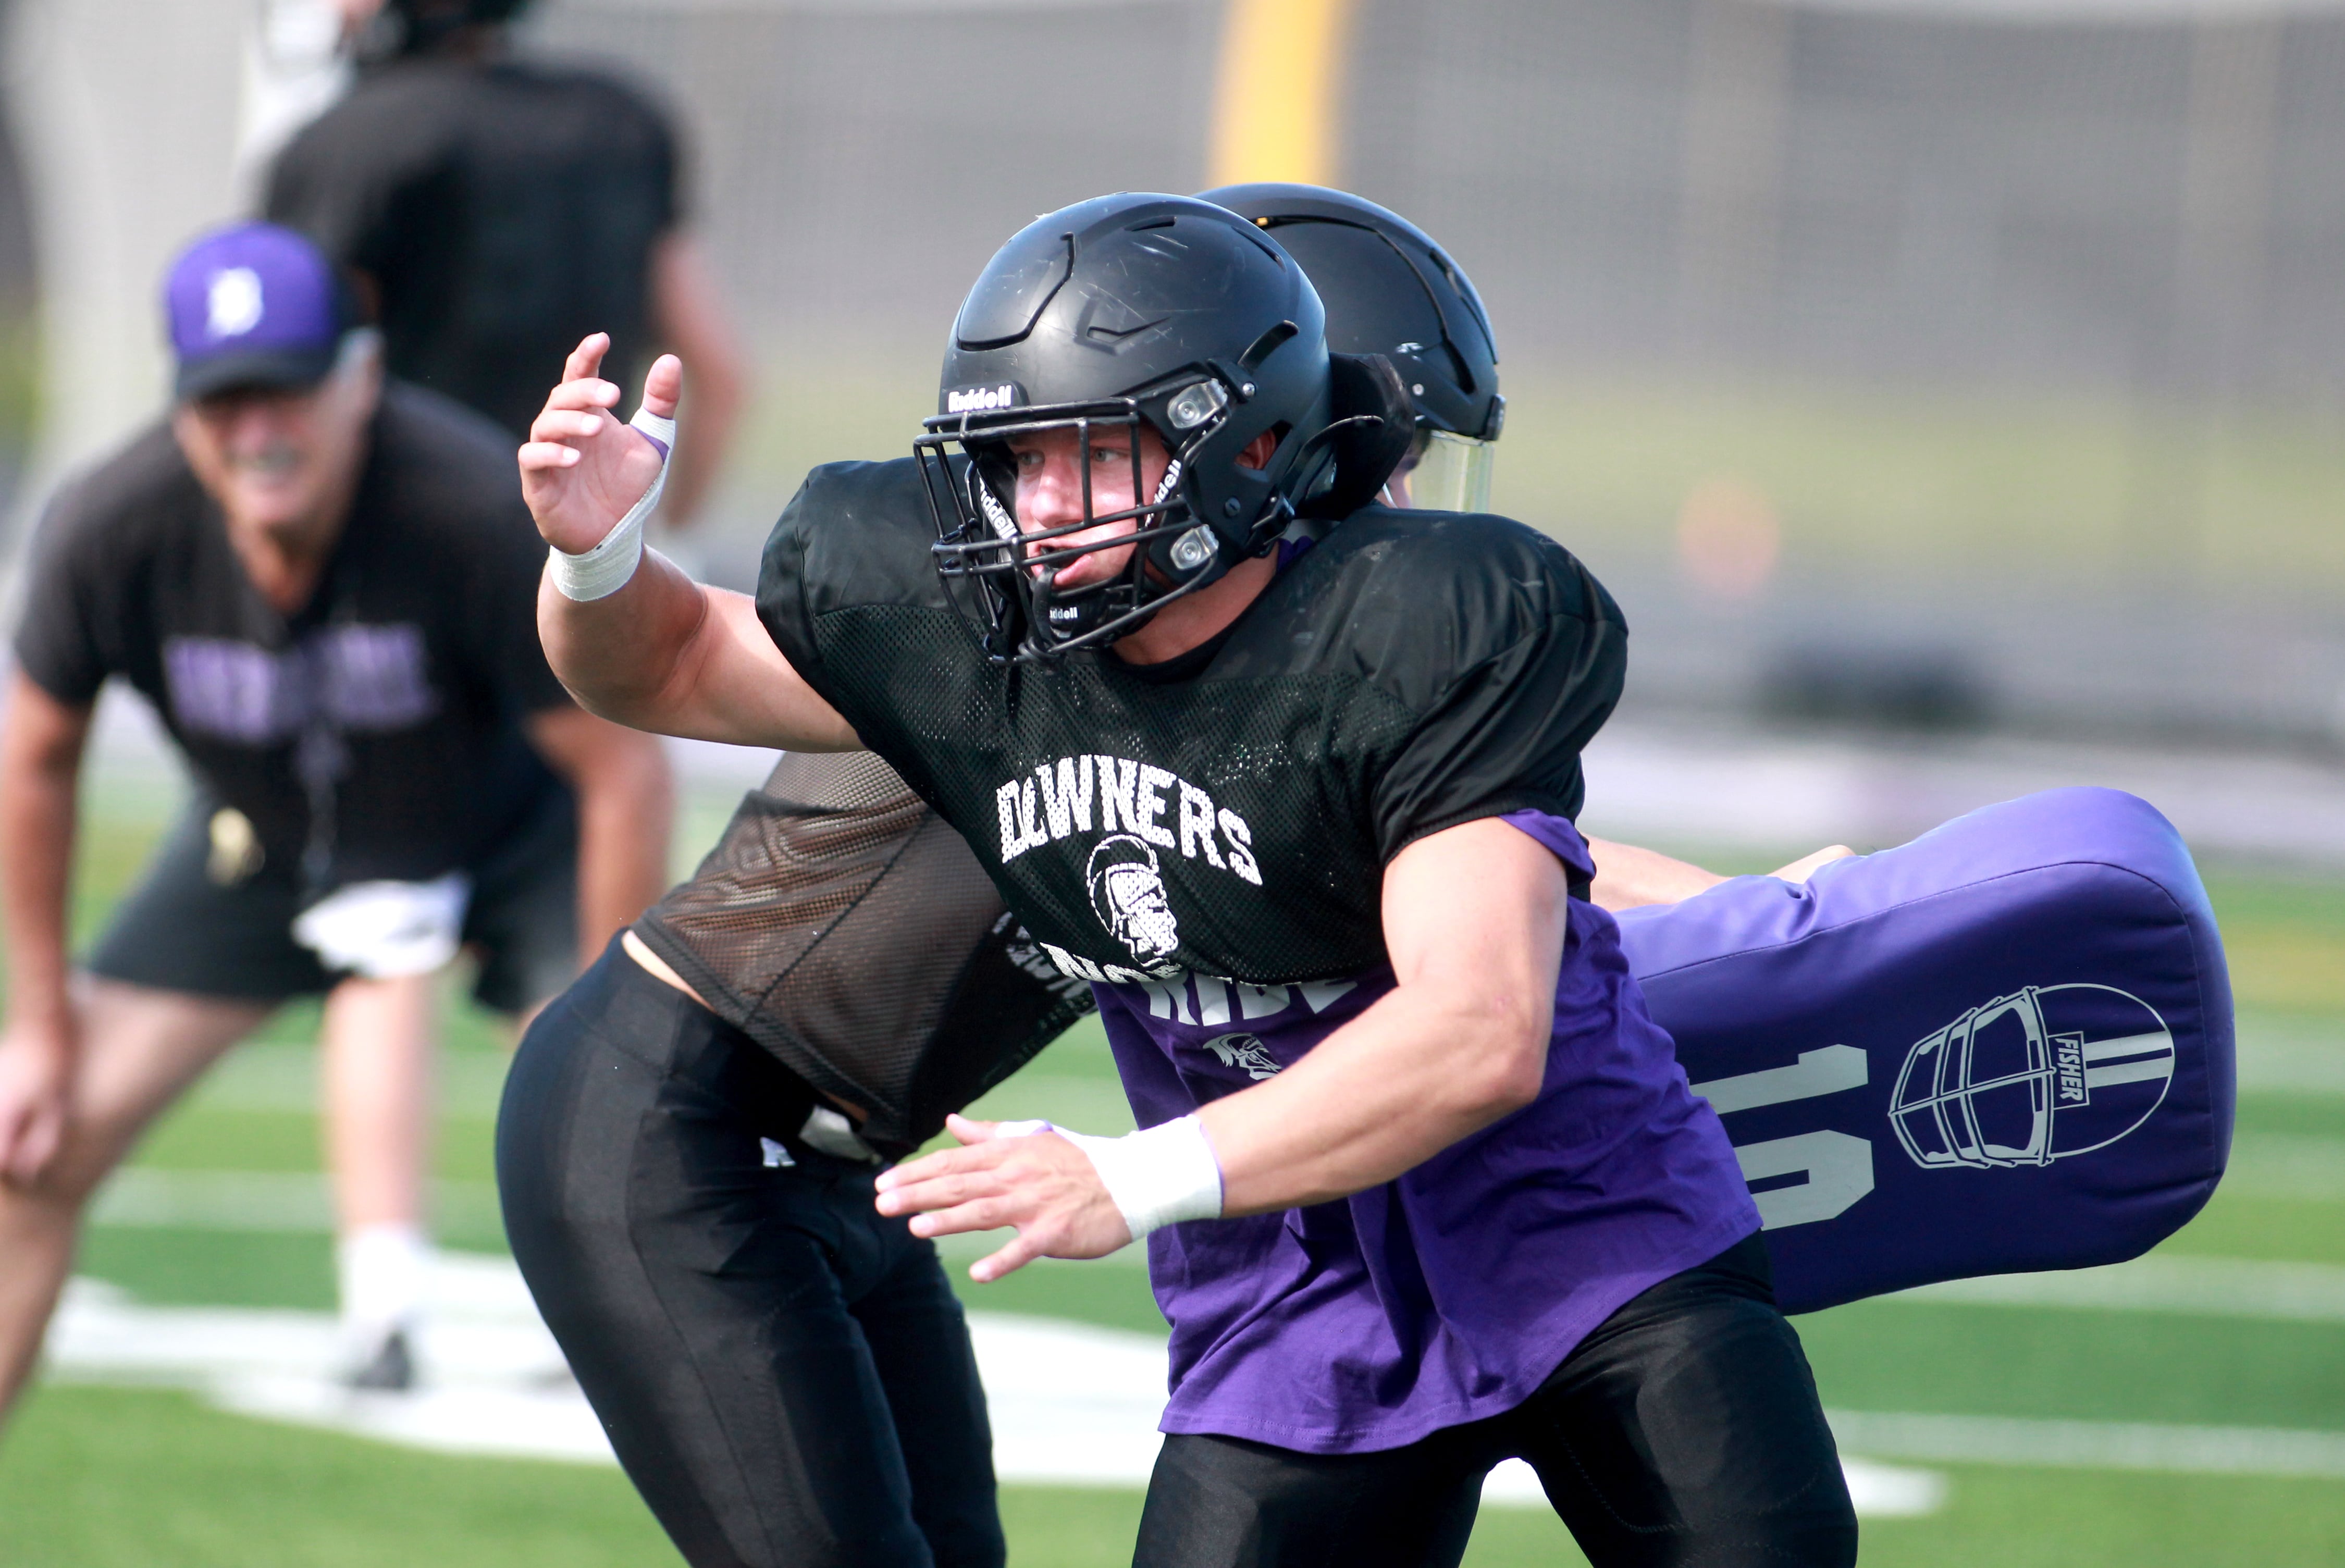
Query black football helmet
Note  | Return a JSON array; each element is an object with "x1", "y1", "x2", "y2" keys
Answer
[
  {"x1": 1196, "y1": 184, "x2": 1503, "y2": 513},
  {"x1": 918, "y1": 193, "x2": 1354, "y2": 664}
]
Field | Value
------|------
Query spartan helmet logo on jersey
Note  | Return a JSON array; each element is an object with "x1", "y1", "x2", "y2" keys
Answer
[
  {"x1": 1890, "y1": 983, "x2": 2175, "y2": 1172},
  {"x1": 1087, "y1": 834, "x2": 1180, "y2": 966},
  {"x1": 1202, "y1": 1033, "x2": 1282, "y2": 1080}
]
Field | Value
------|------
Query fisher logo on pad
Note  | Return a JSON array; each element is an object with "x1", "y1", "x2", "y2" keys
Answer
[{"x1": 1891, "y1": 983, "x2": 2174, "y2": 1172}]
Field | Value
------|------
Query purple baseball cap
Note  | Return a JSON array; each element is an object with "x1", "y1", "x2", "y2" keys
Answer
[{"x1": 163, "y1": 223, "x2": 353, "y2": 400}]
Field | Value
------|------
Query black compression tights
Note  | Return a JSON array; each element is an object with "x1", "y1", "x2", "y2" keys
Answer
[
  {"x1": 502, "y1": 949, "x2": 1852, "y2": 1568},
  {"x1": 496, "y1": 943, "x2": 1003, "y2": 1568},
  {"x1": 1133, "y1": 1235, "x2": 1859, "y2": 1568}
]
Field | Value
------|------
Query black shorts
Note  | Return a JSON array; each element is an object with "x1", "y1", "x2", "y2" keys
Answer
[
  {"x1": 1134, "y1": 1234, "x2": 1859, "y2": 1568},
  {"x1": 85, "y1": 784, "x2": 579, "y2": 1016},
  {"x1": 496, "y1": 941, "x2": 1002, "y2": 1568}
]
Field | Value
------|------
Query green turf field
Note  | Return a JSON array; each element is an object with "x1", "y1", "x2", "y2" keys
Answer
[{"x1": 2, "y1": 778, "x2": 2340, "y2": 1565}]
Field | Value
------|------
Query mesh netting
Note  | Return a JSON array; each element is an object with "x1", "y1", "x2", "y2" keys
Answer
[{"x1": 635, "y1": 751, "x2": 1094, "y2": 1157}]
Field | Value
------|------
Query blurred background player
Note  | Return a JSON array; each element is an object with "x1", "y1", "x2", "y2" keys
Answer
[
  {"x1": 495, "y1": 184, "x2": 1836, "y2": 1568},
  {"x1": 263, "y1": 0, "x2": 746, "y2": 550},
  {"x1": 0, "y1": 223, "x2": 670, "y2": 1409},
  {"x1": 233, "y1": 0, "x2": 386, "y2": 195}
]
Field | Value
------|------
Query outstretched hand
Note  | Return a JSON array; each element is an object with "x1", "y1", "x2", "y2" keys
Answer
[
  {"x1": 1770, "y1": 844, "x2": 1856, "y2": 883},
  {"x1": 520, "y1": 335, "x2": 682, "y2": 556},
  {"x1": 873, "y1": 1114, "x2": 1132, "y2": 1283}
]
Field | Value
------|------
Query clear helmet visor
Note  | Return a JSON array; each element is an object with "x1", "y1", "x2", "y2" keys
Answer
[{"x1": 1392, "y1": 428, "x2": 1495, "y2": 514}]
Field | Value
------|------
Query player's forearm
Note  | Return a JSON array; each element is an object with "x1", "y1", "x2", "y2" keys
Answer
[
  {"x1": 529, "y1": 336, "x2": 855, "y2": 751},
  {"x1": 539, "y1": 560, "x2": 857, "y2": 750},
  {"x1": 1193, "y1": 816, "x2": 1568, "y2": 1214},
  {"x1": 0, "y1": 699, "x2": 85, "y2": 1036},
  {"x1": 1199, "y1": 980, "x2": 1549, "y2": 1215},
  {"x1": 1584, "y1": 836, "x2": 1727, "y2": 911},
  {"x1": 538, "y1": 551, "x2": 718, "y2": 733}
]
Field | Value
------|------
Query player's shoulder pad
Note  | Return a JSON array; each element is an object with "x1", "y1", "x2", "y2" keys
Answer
[
  {"x1": 757, "y1": 456, "x2": 947, "y2": 659},
  {"x1": 1279, "y1": 505, "x2": 1625, "y2": 699}
]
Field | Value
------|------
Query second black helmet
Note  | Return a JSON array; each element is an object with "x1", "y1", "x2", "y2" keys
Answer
[{"x1": 1198, "y1": 183, "x2": 1503, "y2": 513}]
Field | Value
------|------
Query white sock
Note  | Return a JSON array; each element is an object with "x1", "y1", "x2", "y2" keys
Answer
[{"x1": 337, "y1": 1223, "x2": 431, "y2": 1349}]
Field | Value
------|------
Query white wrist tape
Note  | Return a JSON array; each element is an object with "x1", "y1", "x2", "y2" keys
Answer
[
  {"x1": 547, "y1": 406, "x2": 676, "y2": 601},
  {"x1": 996, "y1": 1115, "x2": 1224, "y2": 1243}
]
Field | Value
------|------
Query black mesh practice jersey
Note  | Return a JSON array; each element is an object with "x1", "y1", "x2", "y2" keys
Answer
[
  {"x1": 265, "y1": 56, "x2": 679, "y2": 441},
  {"x1": 756, "y1": 459, "x2": 1627, "y2": 988},
  {"x1": 633, "y1": 751, "x2": 1095, "y2": 1159}
]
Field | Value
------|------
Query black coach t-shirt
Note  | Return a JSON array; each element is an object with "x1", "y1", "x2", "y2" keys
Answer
[
  {"x1": 755, "y1": 459, "x2": 1627, "y2": 985},
  {"x1": 265, "y1": 56, "x2": 679, "y2": 441},
  {"x1": 13, "y1": 382, "x2": 571, "y2": 887}
]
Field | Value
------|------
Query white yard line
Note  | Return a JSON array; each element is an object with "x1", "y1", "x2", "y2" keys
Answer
[
  {"x1": 2223, "y1": 1134, "x2": 2345, "y2": 1202},
  {"x1": 1886, "y1": 1253, "x2": 2345, "y2": 1323},
  {"x1": 1824, "y1": 1410, "x2": 2345, "y2": 1480},
  {"x1": 44, "y1": 1250, "x2": 2345, "y2": 1511},
  {"x1": 90, "y1": 1168, "x2": 504, "y2": 1237},
  {"x1": 2231, "y1": 1018, "x2": 2345, "y2": 1099},
  {"x1": 50, "y1": 1241, "x2": 2345, "y2": 1515},
  {"x1": 95, "y1": 1157, "x2": 2345, "y2": 1325},
  {"x1": 39, "y1": 1260, "x2": 1944, "y2": 1517}
]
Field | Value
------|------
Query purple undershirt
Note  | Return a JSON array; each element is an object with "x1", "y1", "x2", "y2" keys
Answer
[{"x1": 1088, "y1": 810, "x2": 1759, "y2": 1453}]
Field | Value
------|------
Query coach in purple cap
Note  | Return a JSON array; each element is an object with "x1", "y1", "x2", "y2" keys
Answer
[
  {"x1": 165, "y1": 223, "x2": 357, "y2": 398},
  {"x1": 0, "y1": 222, "x2": 673, "y2": 1406}
]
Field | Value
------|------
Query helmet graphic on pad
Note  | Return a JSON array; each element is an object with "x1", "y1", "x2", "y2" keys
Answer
[{"x1": 1889, "y1": 982, "x2": 2175, "y2": 1171}]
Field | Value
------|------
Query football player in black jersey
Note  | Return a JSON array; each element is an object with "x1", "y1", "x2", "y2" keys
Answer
[
  {"x1": 520, "y1": 194, "x2": 1856, "y2": 1567},
  {"x1": 498, "y1": 187, "x2": 1842, "y2": 1568}
]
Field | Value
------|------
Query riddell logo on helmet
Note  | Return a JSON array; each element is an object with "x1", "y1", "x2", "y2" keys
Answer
[{"x1": 946, "y1": 383, "x2": 1022, "y2": 414}]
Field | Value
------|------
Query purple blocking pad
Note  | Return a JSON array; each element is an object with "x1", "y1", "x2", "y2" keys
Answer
[{"x1": 1613, "y1": 788, "x2": 2235, "y2": 1314}]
